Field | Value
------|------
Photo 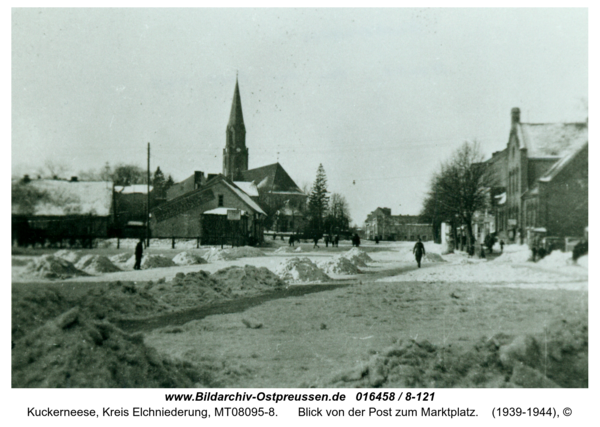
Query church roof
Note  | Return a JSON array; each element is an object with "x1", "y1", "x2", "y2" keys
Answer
[
  {"x1": 516, "y1": 122, "x2": 588, "y2": 157},
  {"x1": 240, "y1": 163, "x2": 304, "y2": 194},
  {"x1": 228, "y1": 78, "x2": 245, "y2": 128}
]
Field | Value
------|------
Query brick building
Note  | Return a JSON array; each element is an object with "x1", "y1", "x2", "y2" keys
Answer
[
  {"x1": 364, "y1": 208, "x2": 433, "y2": 241},
  {"x1": 480, "y1": 108, "x2": 588, "y2": 247},
  {"x1": 150, "y1": 174, "x2": 266, "y2": 245}
]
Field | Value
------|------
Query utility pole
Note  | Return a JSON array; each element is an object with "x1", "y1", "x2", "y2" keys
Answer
[{"x1": 147, "y1": 142, "x2": 150, "y2": 247}]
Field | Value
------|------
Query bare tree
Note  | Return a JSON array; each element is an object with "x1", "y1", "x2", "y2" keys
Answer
[
  {"x1": 421, "y1": 141, "x2": 496, "y2": 246},
  {"x1": 38, "y1": 159, "x2": 70, "y2": 179}
]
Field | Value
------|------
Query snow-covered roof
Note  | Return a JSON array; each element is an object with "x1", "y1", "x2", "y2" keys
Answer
[
  {"x1": 203, "y1": 207, "x2": 247, "y2": 216},
  {"x1": 233, "y1": 181, "x2": 259, "y2": 197},
  {"x1": 518, "y1": 122, "x2": 588, "y2": 157},
  {"x1": 13, "y1": 180, "x2": 113, "y2": 216},
  {"x1": 539, "y1": 142, "x2": 588, "y2": 183},
  {"x1": 114, "y1": 185, "x2": 153, "y2": 194},
  {"x1": 223, "y1": 180, "x2": 267, "y2": 215}
]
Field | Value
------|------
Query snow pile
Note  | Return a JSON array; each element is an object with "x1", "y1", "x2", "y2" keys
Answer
[
  {"x1": 124, "y1": 254, "x2": 176, "y2": 269},
  {"x1": 151, "y1": 271, "x2": 229, "y2": 309},
  {"x1": 495, "y1": 245, "x2": 532, "y2": 263},
  {"x1": 537, "y1": 250, "x2": 573, "y2": 267},
  {"x1": 275, "y1": 257, "x2": 331, "y2": 283},
  {"x1": 577, "y1": 255, "x2": 588, "y2": 269},
  {"x1": 295, "y1": 247, "x2": 303, "y2": 252},
  {"x1": 54, "y1": 249, "x2": 83, "y2": 263},
  {"x1": 317, "y1": 256, "x2": 360, "y2": 275},
  {"x1": 316, "y1": 316, "x2": 587, "y2": 388},
  {"x1": 11, "y1": 307, "x2": 213, "y2": 388},
  {"x1": 211, "y1": 265, "x2": 285, "y2": 294},
  {"x1": 201, "y1": 248, "x2": 237, "y2": 262},
  {"x1": 75, "y1": 255, "x2": 121, "y2": 274},
  {"x1": 340, "y1": 248, "x2": 373, "y2": 267},
  {"x1": 226, "y1": 246, "x2": 265, "y2": 258},
  {"x1": 172, "y1": 251, "x2": 207, "y2": 265},
  {"x1": 25, "y1": 255, "x2": 89, "y2": 279},
  {"x1": 109, "y1": 253, "x2": 131, "y2": 264}
]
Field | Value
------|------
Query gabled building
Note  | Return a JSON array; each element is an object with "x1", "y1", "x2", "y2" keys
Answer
[
  {"x1": 12, "y1": 176, "x2": 114, "y2": 246},
  {"x1": 503, "y1": 107, "x2": 587, "y2": 243},
  {"x1": 522, "y1": 142, "x2": 588, "y2": 245},
  {"x1": 150, "y1": 174, "x2": 266, "y2": 245},
  {"x1": 163, "y1": 78, "x2": 306, "y2": 238}
]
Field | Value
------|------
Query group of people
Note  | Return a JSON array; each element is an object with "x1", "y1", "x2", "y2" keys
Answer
[{"x1": 312, "y1": 234, "x2": 340, "y2": 248}]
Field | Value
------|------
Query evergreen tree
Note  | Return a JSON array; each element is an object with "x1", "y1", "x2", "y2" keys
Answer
[
  {"x1": 307, "y1": 164, "x2": 329, "y2": 236},
  {"x1": 152, "y1": 167, "x2": 166, "y2": 199}
]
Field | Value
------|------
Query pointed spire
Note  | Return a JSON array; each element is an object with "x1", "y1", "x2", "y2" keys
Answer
[{"x1": 228, "y1": 77, "x2": 245, "y2": 128}]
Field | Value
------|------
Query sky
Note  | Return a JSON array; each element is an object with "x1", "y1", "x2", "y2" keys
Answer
[{"x1": 11, "y1": 8, "x2": 588, "y2": 225}]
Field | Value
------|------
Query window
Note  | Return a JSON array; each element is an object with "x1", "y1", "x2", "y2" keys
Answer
[{"x1": 218, "y1": 195, "x2": 224, "y2": 207}]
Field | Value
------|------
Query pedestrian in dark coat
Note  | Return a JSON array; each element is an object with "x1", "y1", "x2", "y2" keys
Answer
[
  {"x1": 413, "y1": 237, "x2": 426, "y2": 268},
  {"x1": 334, "y1": 235, "x2": 339, "y2": 247},
  {"x1": 325, "y1": 235, "x2": 330, "y2": 248},
  {"x1": 134, "y1": 239, "x2": 144, "y2": 270},
  {"x1": 289, "y1": 235, "x2": 295, "y2": 247}
]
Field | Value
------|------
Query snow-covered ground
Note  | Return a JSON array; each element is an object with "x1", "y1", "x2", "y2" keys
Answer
[{"x1": 12, "y1": 241, "x2": 587, "y2": 291}]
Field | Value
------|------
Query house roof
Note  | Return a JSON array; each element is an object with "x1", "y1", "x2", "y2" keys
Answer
[
  {"x1": 239, "y1": 163, "x2": 304, "y2": 194},
  {"x1": 233, "y1": 181, "x2": 259, "y2": 197},
  {"x1": 539, "y1": 141, "x2": 588, "y2": 183},
  {"x1": 222, "y1": 180, "x2": 266, "y2": 215},
  {"x1": 517, "y1": 122, "x2": 588, "y2": 157},
  {"x1": 151, "y1": 174, "x2": 266, "y2": 223},
  {"x1": 13, "y1": 180, "x2": 113, "y2": 216},
  {"x1": 115, "y1": 185, "x2": 153, "y2": 194}
]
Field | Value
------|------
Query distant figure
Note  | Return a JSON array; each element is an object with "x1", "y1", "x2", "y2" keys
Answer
[
  {"x1": 134, "y1": 239, "x2": 144, "y2": 270},
  {"x1": 352, "y1": 234, "x2": 361, "y2": 247},
  {"x1": 325, "y1": 235, "x2": 330, "y2": 248},
  {"x1": 313, "y1": 234, "x2": 320, "y2": 249},
  {"x1": 479, "y1": 243, "x2": 486, "y2": 259},
  {"x1": 500, "y1": 239, "x2": 505, "y2": 253},
  {"x1": 334, "y1": 235, "x2": 339, "y2": 247},
  {"x1": 573, "y1": 239, "x2": 588, "y2": 261},
  {"x1": 413, "y1": 237, "x2": 426, "y2": 268},
  {"x1": 289, "y1": 235, "x2": 295, "y2": 247},
  {"x1": 375, "y1": 236, "x2": 379, "y2": 244}
]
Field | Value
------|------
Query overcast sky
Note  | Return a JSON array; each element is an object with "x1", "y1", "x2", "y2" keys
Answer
[{"x1": 12, "y1": 8, "x2": 588, "y2": 224}]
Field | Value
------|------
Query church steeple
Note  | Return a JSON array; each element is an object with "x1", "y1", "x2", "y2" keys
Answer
[
  {"x1": 228, "y1": 77, "x2": 245, "y2": 129},
  {"x1": 223, "y1": 77, "x2": 248, "y2": 181}
]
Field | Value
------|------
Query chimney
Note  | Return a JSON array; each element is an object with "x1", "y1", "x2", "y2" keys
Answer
[
  {"x1": 70, "y1": 176, "x2": 78, "y2": 182},
  {"x1": 511, "y1": 107, "x2": 521, "y2": 126},
  {"x1": 194, "y1": 171, "x2": 205, "y2": 189}
]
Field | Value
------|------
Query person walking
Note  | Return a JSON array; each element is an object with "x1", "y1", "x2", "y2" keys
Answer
[
  {"x1": 134, "y1": 238, "x2": 144, "y2": 270},
  {"x1": 413, "y1": 237, "x2": 426, "y2": 268},
  {"x1": 313, "y1": 233, "x2": 320, "y2": 249},
  {"x1": 500, "y1": 239, "x2": 505, "y2": 253},
  {"x1": 334, "y1": 235, "x2": 339, "y2": 247}
]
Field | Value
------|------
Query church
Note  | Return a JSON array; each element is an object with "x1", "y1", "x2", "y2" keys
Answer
[{"x1": 149, "y1": 78, "x2": 307, "y2": 244}]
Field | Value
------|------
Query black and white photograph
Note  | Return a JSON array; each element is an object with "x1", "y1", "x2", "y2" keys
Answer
[{"x1": 11, "y1": 6, "x2": 590, "y2": 399}]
